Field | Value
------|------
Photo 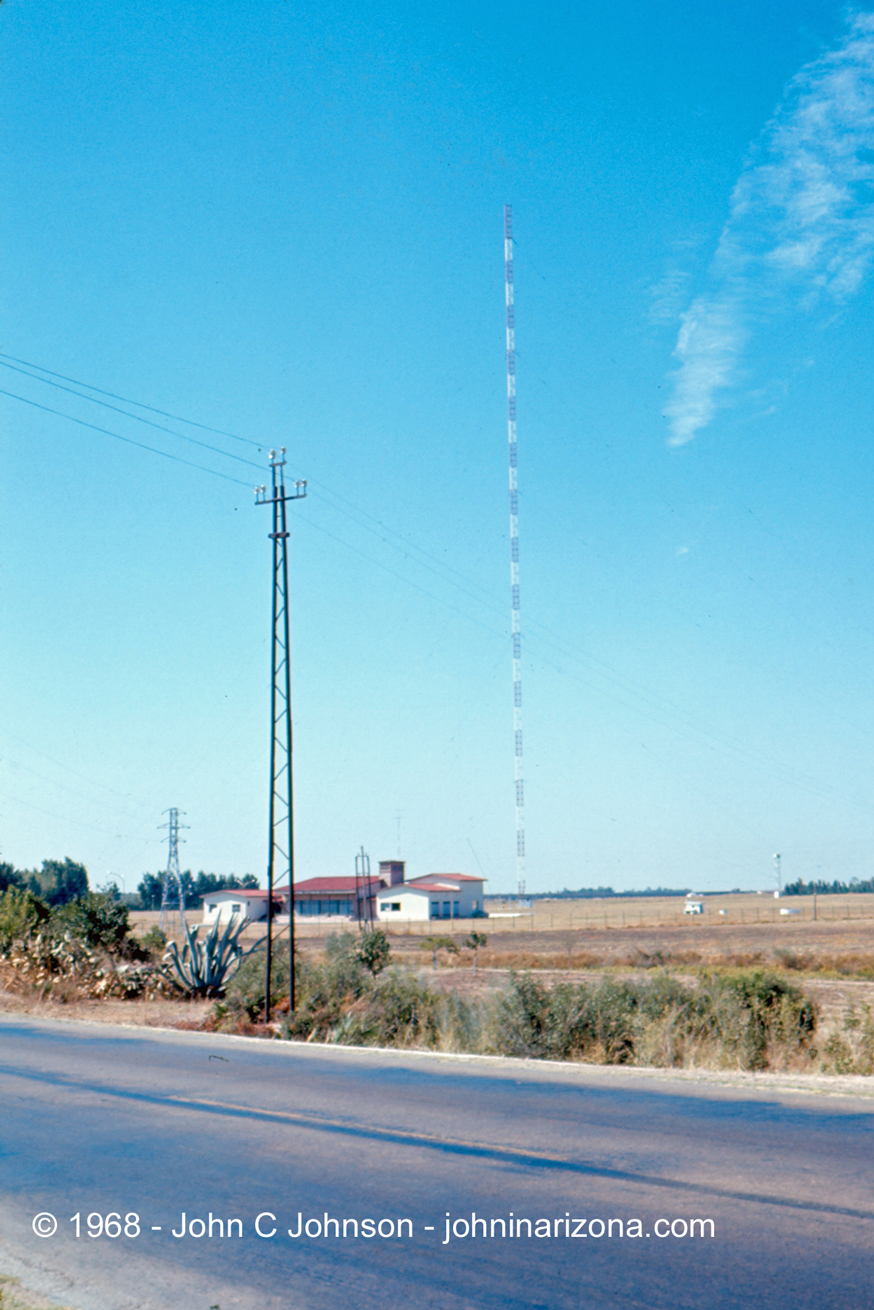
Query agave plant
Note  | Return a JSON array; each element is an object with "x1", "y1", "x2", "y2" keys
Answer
[{"x1": 164, "y1": 913, "x2": 264, "y2": 998}]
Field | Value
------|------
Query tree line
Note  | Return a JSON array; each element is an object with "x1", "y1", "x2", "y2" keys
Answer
[
  {"x1": 137, "y1": 870, "x2": 259, "y2": 910},
  {"x1": 529, "y1": 886, "x2": 690, "y2": 900},
  {"x1": 784, "y1": 878, "x2": 874, "y2": 896},
  {"x1": 0, "y1": 858, "x2": 259, "y2": 910},
  {"x1": 0, "y1": 857, "x2": 89, "y2": 906}
]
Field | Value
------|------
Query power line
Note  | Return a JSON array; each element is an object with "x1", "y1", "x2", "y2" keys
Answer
[
  {"x1": 0, "y1": 386, "x2": 253, "y2": 486},
  {"x1": 0, "y1": 352, "x2": 259, "y2": 446},
  {"x1": 9, "y1": 352, "x2": 872, "y2": 684},
  {"x1": 0, "y1": 357, "x2": 536, "y2": 615},
  {"x1": 296, "y1": 505, "x2": 861, "y2": 806},
  {"x1": 0, "y1": 354, "x2": 514, "y2": 608},
  {"x1": 0, "y1": 752, "x2": 134, "y2": 814},
  {"x1": 4, "y1": 376, "x2": 857, "y2": 813},
  {"x1": 0, "y1": 727, "x2": 135, "y2": 801},
  {"x1": 294, "y1": 511, "x2": 508, "y2": 640},
  {"x1": 0, "y1": 355, "x2": 512, "y2": 610},
  {"x1": 0, "y1": 359, "x2": 265, "y2": 472},
  {"x1": 0, "y1": 786, "x2": 129, "y2": 836},
  {"x1": 6, "y1": 355, "x2": 872, "y2": 829}
]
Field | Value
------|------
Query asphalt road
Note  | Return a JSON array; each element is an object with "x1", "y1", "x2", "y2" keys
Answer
[{"x1": 2, "y1": 1014, "x2": 874, "y2": 1310}]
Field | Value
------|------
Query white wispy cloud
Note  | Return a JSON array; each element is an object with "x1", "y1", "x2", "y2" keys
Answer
[
  {"x1": 665, "y1": 12, "x2": 874, "y2": 446},
  {"x1": 648, "y1": 268, "x2": 692, "y2": 324}
]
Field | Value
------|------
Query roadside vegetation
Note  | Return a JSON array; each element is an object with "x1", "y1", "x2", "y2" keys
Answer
[
  {"x1": 3, "y1": 861, "x2": 873, "y2": 1076},
  {"x1": 0, "y1": 883, "x2": 176, "y2": 1001},
  {"x1": 0, "y1": 855, "x2": 259, "y2": 1003},
  {"x1": 204, "y1": 929, "x2": 874, "y2": 1074}
]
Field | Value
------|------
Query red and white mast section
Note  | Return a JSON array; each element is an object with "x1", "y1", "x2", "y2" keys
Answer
[{"x1": 504, "y1": 205, "x2": 525, "y2": 897}]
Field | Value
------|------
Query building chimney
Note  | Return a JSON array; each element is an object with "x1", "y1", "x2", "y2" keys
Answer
[{"x1": 379, "y1": 860, "x2": 405, "y2": 887}]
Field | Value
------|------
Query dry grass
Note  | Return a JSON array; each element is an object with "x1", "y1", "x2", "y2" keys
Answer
[
  {"x1": 486, "y1": 890, "x2": 874, "y2": 931},
  {"x1": 376, "y1": 909, "x2": 874, "y2": 975},
  {"x1": 0, "y1": 977, "x2": 213, "y2": 1028}
]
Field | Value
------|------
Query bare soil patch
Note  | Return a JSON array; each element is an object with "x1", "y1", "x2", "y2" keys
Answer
[{"x1": 0, "y1": 986, "x2": 213, "y2": 1030}]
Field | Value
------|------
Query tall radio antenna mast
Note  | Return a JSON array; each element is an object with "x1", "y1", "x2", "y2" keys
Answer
[{"x1": 504, "y1": 205, "x2": 525, "y2": 897}]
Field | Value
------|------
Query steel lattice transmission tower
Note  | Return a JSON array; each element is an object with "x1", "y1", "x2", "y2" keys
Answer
[
  {"x1": 504, "y1": 205, "x2": 525, "y2": 897},
  {"x1": 256, "y1": 449, "x2": 306, "y2": 1020},
  {"x1": 158, "y1": 807, "x2": 188, "y2": 932}
]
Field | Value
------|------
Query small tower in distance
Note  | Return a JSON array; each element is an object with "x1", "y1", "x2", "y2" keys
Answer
[{"x1": 159, "y1": 807, "x2": 188, "y2": 933}]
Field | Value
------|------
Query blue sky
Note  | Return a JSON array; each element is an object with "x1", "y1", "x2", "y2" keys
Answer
[{"x1": 2, "y1": 0, "x2": 874, "y2": 894}]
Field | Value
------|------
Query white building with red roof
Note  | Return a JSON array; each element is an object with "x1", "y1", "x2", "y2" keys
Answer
[
  {"x1": 277, "y1": 876, "x2": 381, "y2": 922},
  {"x1": 201, "y1": 888, "x2": 275, "y2": 925},
  {"x1": 267, "y1": 863, "x2": 487, "y2": 923},
  {"x1": 376, "y1": 873, "x2": 486, "y2": 923}
]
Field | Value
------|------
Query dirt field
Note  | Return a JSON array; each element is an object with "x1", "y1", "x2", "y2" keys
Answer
[
  {"x1": 483, "y1": 890, "x2": 874, "y2": 932},
  {"x1": 128, "y1": 894, "x2": 874, "y2": 969},
  {"x1": 128, "y1": 890, "x2": 874, "y2": 943}
]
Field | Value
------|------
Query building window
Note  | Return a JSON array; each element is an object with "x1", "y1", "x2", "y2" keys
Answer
[
  {"x1": 431, "y1": 902, "x2": 439, "y2": 918},
  {"x1": 453, "y1": 901, "x2": 459, "y2": 917},
  {"x1": 391, "y1": 902, "x2": 400, "y2": 911},
  {"x1": 231, "y1": 904, "x2": 241, "y2": 913},
  {"x1": 443, "y1": 902, "x2": 450, "y2": 917}
]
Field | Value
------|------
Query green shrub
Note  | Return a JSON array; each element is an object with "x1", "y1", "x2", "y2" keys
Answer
[
  {"x1": 494, "y1": 974, "x2": 645, "y2": 1062},
  {"x1": 49, "y1": 893, "x2": 135, "y2": 956},
  {"x1": 329, "y1": 972, "x2": 440, "y2": 1048},
  {"x1": 4, "y1": 930, "x2": 175, "y2": 999},
  {"x1": 218, "y1": 933, "x2": 393, "y2": 1035},
  {"x1": 213, "y1": 952, "x2": 819, "y2": 1072},
  {"x1": 357, "y1": 929, "x2": 391, "y2": 975},
  {"x1": 139, "y1": 926, "x2": 168, "y2": 955},
  {"x1": 422, "y1": 935, "x2": 459, "y2": 968},
  {"x1": 692, "y1": 969, "x2": 816, "y2": 1070},
  {"x1": 288, "y1": 936, "x2": 369, "y2": 1038},
  {"x1": 0, "y1": 862, "x2": 25, "y2": 895},
  {"x1": 215, "y1": 942, "x2": 292, "y2": 1024},
  {"x1": 820, "y1": 1003, "x2": 874, "y2": 1075},
  {"x1": 465, "y1": 931, "x2": 487, "y2": 971},
  {"x1": 0, "y1": 888, "x2": 50, "y2": 953},
  {"x1": 482, "y1": 969, "x2": 816, "y2": 1070}
]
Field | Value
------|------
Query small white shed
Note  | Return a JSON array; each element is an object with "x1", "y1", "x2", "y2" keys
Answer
[{"x1": 201, "y1": 889, "x2": 270, "y2": 925}]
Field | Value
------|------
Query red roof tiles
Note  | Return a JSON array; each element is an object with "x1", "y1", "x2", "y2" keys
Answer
[{"x1": 274, "y1": 877, "x2": 380, "y2": 895}]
